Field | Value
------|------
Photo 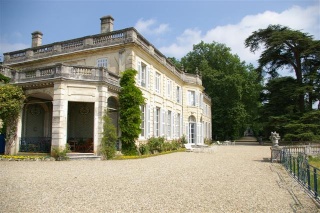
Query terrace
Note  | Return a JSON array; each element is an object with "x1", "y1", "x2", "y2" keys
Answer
[{"x1": 3, "y1": 28, "x2": 203, "y2": 87}]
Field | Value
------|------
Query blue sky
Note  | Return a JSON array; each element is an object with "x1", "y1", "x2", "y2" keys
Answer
[{"x1": 1, "y1": 0, "x2": 319, "y2": 73}]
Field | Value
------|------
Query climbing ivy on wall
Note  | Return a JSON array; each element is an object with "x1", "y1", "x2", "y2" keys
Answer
[
  {"x1": 0, "y1": 84, "x2": 25, "y2": 154},
  {"x1": 119, "y1": 69, "x2": 145, "y2": 155}
]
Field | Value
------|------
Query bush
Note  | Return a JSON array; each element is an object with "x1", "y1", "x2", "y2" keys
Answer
[
  {"x1": 204, "y1": 138, "x2": 213, "y2": 145},
  {"x1": 52, "y1": 144, "x2": 70, "y2": 161},
  {"x1": 284, "y1": 132, "x2": 318, "y2": 142},
  {"x1": 100, "y1": 112, "x2": 117, "y2": 160},
  {"x1": 122, "y1": 142, "x2": 138, "y2": 156},
  {"x1": 147, "y1": 137, "x2": 165, "y2": 153},
  {"x1": 138, "y1": 143, "x2": 150, "y2": 155},
  {"x1": 171, "y1": 139, "x2": 182, "y2": 150},
  {"x1": 181, "y1": 135, "x2": 187, "y2": 144}
]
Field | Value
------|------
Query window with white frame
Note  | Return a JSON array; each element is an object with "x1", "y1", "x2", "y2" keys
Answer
[
  {"x1": 167, "y1": 110, "x2": 172, "y2": 138},
  {"x1": 155, "y1": 72, "x2": 161, "y2": 94},
  {"x1": 140, "y1": 105, "x2": 146, "y2": 137},
  {"x1": 155, "y1": 107, "x2": 160, "y2": 137},
  {"x1": 138, "y1": 62, "x2": 147, "y2": 87},
  {"x1": 97, "y1": 58, "x2": 107, "y2": 68},
  {"x1": 176, "y1": 86, "x2": 181, "y2": 103},
  {"x1": 188, "y1": 90, "x2": 196, "y2": 106}
]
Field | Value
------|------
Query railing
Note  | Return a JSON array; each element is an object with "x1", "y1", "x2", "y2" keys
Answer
[
  {"x1": 19, "y1": 137, "x2": 51, "y2": 153},
  {"x1": 281, "y1": 149, "x2": 320, "y2": 201},
  {"x1": 3, "y1": 64, "x2": 120, "y2": 88},
  {"x1": 282, "y1": 145, "x2": 320, "y2": 156},
  {"x1": 3, "y1": 28, "x2": 135, "y2": 63},
  {"x1": 3, "y1": 27, "x2": 203, "y2": 89}
]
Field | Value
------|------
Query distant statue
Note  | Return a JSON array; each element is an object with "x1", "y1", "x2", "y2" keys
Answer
[
  {"x1": 269, "y1": 131, "x2": 280, "y2": 147},
  {"x1": 244, "y1": 127, "x2": 253, "y2": 136}
]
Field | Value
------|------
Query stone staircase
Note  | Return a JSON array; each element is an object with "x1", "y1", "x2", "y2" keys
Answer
[
  {"x1": 236, "y1": 136, "x2": 258, "y2": 145},
  {"x1": 67, "y1": 153, "x2": 101, "y2": 160}
]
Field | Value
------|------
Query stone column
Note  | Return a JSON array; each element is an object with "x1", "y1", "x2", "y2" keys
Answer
[
  {"x1": 95, "y1": 85, "x2": 109, "y2": 155},
  {"x1": 51, "y1": 82, "x2": 68, "y2": 153}
]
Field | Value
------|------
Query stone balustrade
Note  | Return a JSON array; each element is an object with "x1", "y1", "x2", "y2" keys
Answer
[
  {"x1": 3, "y1": 28, "x2": 135, "y2": 63},
  {"x1": 3, "y1": 27, "x2": 206, "y2": 95},
  {"x1": 182, "y1": 73, "x2": 202, "y2": 85},
  {"x1": 1, "y1": 64, "x2": 120, "y2": 87}
]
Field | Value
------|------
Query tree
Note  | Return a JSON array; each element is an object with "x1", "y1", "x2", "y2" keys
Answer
[
  {"x1": 0, "y1": 84, "x2": 25, "y2": 154},
  {"x1": 245, "y1": 24, "x2": 320, "y2": 112},
  {"x1": 119, "y1": 69, "x2": 145, "y2": 155},
  {"x1": 258, "y1": 77, "x2": 300, "y2": 137},
  {"x1": 100, "y1": 111, "x2": 117, "y2": 159},
  {"x1": 181, "y1": 41, "x2": 262, "y2": 140}
]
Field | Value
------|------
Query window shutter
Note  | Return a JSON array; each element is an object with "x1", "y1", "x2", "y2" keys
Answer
[
  {"x1": 171, "y1": 112, "x2": 174, "y2": 139},
  {"x1": 195, "y1": 91, "x2": 199, "y2": 106},
  {"x1": 153, "y1": 107, "x2": 156, "y2": 136},
  {"x1": 180, "y1": 114, "x2": 183, "y2": 138},
  {"x1": 137, "y1": 61, "x2": 141, "y2": 85},
  {"x1": 146, "y1": 66, "x2": 150, "y2": 89},
  {"x1": 160, "y1": 108, "x2": 163, "y2": 136},
  {"x1": 146, "y1": 104, "x2": 150, "y2": 138},
  {"x1": 197, "y1": 123, "x2": 201, "y2": 145},
  {"x1": 162, "y1": 109, "x2": 166, "y2": 137},
  {"x1": 185, "y1": 124, "x2": 189, "y2": 143}
]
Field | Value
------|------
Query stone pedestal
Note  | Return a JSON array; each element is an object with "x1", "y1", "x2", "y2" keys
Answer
[{"x1": 270, "y1": 146, "x2": 282, "y2": 163}]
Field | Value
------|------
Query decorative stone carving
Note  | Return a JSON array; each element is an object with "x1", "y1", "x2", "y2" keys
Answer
[{"x1": 269, "y1": 131, "x2": 280, "y2": 147}]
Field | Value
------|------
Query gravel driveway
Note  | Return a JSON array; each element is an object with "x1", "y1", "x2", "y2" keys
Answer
[{"x1": 1, "y1": 145, "x2": 319, "y2": 213}]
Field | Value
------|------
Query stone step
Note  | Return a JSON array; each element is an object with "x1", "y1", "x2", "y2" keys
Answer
[
  {"x1": 236, "y1": 137, "x2": 258, "y2": 142},
  {"x1": 67, "y1": 152, "x2": 101, "y2": 160}
]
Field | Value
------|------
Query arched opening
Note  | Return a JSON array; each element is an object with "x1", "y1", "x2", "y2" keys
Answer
[
  {"x1": 188, "y1": 115, "x2": 196, "y2": 144},
  {"x1": 21, "y1": 95, "x2": 53, "y2": 153}
]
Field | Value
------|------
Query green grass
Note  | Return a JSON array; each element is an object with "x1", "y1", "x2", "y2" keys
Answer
[{"x1": 112, "y1": 149, "x2": 186, "y2": 160}]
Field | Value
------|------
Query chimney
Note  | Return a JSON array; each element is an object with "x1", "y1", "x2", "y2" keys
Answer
[
  {"x1": 31, "y1": 31, "x2": 43, "y2": 47},
  {"x1": 100, "y1": 15, "x2": 114, "y2": 33}
]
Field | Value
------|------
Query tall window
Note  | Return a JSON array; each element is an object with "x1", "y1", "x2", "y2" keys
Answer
[
  {"x1": 188, "y1": 90, "x2": 195, "y2": 106},
  {"x1": 176, "y1": 86, "x2": 181, "y2": 103},
  {"x1": 155, "y1": 72, "x2": 161, "y2": 94},
  {"x1": 155, "y1": 107, "x2": 160, "y2": 137},
  {"x1": 188, "y1": 116, "x2": 196, "y2": 144},
  {"x1": 97, "y1": 58, "x2": 107, "y2": 68},
  {"x1": 140, "y1": 105, "x2": 145, "y2": 137},
  {"x1": 167, "y1": 110, "x2": 172, "y2": 138},
  {"x1": 139, "y1": 62, "x2": 147, "y2": 87},
  {"x1": 176, "y1": 113, "x2": 181, "y2": 138}
]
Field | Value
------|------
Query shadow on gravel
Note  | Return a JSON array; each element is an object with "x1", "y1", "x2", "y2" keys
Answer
[{"x1": 253, "y1": 158, "x2": 271, "y2": 163}]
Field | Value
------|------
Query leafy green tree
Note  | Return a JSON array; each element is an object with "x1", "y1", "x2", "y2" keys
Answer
[
  {"x1": 0, "y1": 84, "x2": 25, "y2": 154},
  {"x1": 119, "y1": 69, "x2": 145, "y2": 155},
  {"x1": 181, "y1": 41, "x2": 262, "y2": 140},
  {"x1": 283, "y1": 110, "x2": 320, "y2": 141},
  {"x1": 167, "y1": 57, "x2": 182, "y2": 70},
  {"x1": 245, "y1": 24, "x2": 320, "y2": 112},
  {"x1": 0, "y1": 73, "x2": 10, "y2": 84},
  {"x1": 100, "y1": 111, "x2": 117, "y2": 159}
]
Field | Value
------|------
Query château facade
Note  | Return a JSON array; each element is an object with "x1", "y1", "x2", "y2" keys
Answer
[{"x1": 1, "y1": 16, "x2": 212, "y2": 155}]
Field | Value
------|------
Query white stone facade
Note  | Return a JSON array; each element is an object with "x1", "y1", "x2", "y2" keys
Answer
[{"x1": 1, "y1": 16, "x2": 212, "y2": 155}]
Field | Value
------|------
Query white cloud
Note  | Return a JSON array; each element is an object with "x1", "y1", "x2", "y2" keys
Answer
[
  {"x1": 160, "y1": 4, "x2": 320, "y2": 66},
  {"x1": 135, "y1": 18, "x2": 169, "y2": 35}
]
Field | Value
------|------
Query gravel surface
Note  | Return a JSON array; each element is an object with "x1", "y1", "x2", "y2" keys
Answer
[{"x1": 1, "y1": 145, "x2": 319, "y2": 213}]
